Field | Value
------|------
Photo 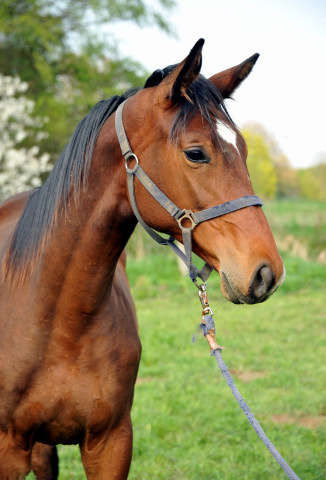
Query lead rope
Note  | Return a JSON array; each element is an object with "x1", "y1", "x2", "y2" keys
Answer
[{"x1": 197, "y1": 283, "x2": 301, "y2": 480}]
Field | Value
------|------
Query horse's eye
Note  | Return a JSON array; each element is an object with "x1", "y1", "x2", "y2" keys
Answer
[{"x1": 184, "y1": 149, "x2": 209, "y2": 163}]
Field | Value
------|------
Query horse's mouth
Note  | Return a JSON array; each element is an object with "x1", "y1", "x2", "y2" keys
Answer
[
  {"x1": 221, "y1": 271, "x2": 273, "y2": 305},
  {"x1": 220, "y1": 272, "x2": 239, "y2": 304}
]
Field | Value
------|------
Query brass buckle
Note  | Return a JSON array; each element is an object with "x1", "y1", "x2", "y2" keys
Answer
[{"x1": 176, "y1": 209, "x2": 196, "y2": 231}]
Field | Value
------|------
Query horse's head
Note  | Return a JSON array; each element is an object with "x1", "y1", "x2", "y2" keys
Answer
[{"x1": 121, "y1": 39, "x2": 285, "y2": 304}]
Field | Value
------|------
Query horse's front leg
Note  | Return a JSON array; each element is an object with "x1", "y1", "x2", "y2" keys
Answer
[
  {"x1": 0, "y1": 429, "x2": 31, "y2": 479},
  {"x1": 31, "y1": 443, "x2": 58, "y2": 480},
  {"x1": 80, "y1": 414, "x2": 133, "y2": 480}
]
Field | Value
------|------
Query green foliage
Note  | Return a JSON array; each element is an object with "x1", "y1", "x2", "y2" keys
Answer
[
  {"x1": 0, "y1": 0, "x2": 174, "y2": 91},
  {"x1": 297, "y1": 163, "x2": 326, "y2": 201},
  {"x1": 0, "y1": 0, "x2": 175, "y2": 158},
  {"x1": 242, "y1": 129, "x2": 278, "y2": 199},
  {"x1": 242, "y1": 123, "x2": 326, "y2": 201},
  {"x1": 273, "y1": 154, "x2": 299, "y2": 198}
]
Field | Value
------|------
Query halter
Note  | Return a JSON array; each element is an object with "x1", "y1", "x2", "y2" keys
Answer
[{"x1": 115, "y1": 100, "x2": 263, "y2": 284}]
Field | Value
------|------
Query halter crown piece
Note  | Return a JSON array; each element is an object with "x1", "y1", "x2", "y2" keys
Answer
[{"x1": 115, "y1": 100, "x2": 263, "y2": 284}]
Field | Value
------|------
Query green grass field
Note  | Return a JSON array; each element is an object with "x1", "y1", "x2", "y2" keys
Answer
[{"x1": 28, "y1": 200, "x2": 326, "y2": 479}]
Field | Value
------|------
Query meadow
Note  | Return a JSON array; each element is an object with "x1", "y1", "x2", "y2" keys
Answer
[{"x1": 28, "y1": 200, "x2": 326, "y2": 479}]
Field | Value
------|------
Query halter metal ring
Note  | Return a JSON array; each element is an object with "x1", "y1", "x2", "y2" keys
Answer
[
  {"x1": 176, "y1": 209, "x2": 197, "y2": 231},
  {"x1": 125, "y1": 153, "x2": 139, "y2": 174}
]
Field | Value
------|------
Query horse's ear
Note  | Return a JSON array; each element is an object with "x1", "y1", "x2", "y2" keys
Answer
[
  {"x1": 209, "y1": 53, "x2": 259, "y2": 99},
  {"x1": 159, "y1": 38, "x2": 205, "y2": 103}
]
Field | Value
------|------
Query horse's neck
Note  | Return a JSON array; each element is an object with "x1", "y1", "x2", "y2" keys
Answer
[{"x1": 33, "y1": 121, "x2": 136, "y2": 323}]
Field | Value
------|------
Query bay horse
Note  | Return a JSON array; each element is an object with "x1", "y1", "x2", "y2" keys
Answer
[{"x1": 0, "y1": 39, "x2": 284, "y2": 479}]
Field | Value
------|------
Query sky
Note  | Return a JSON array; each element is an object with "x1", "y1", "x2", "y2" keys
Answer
[{"x1": 107, "y1": 0, "x2": 326, "y2": 169}]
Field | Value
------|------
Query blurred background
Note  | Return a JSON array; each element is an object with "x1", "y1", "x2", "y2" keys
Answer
[
  {"x1": 1, "y1": 0, "x2": 325, "y2": 262},
  {"x1": 1, "y1": 0, "x2": 325, "y2": 203},
  {"x1": 0, "y1": 1, "x2": 324, "y2": 479}
]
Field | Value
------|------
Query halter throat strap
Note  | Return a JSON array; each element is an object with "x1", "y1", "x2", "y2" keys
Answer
[{"x1": 115, "y1": 100, "x2": 263, "y2": 283}]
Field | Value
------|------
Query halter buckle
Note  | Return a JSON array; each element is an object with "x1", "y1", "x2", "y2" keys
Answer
[{"x1": 176, "y1": 209, "x2": 196, "y2": 231}]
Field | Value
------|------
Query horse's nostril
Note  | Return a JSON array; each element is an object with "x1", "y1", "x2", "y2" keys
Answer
[{"x1": 252, "y1": 264, "x2": 274, "y2": 300}]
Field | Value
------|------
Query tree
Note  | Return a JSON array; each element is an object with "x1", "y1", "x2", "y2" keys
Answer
[
  {"x1": 0, "y1": 0, "x2": 176, "y2": 157},
  {"x1": 242, "y1": 128, "x2": 278, "y2": 199},
  {"x1": 311, "y1": 161, "x2": 326, "y2": 199},
  {"x1": 242, "y1": 122, "x2": 299, "y2": 198},
  {"x1": 0, "y1": 0, "x2": 174, "y2": 94},
  {"x1": 272, "y1": 153, "x2": 299, "y2": 198},
  {"x1": 0, "y1": 74, "x2": 51, "y2": 200},
  {"x1": 298, "y1": 162, "x2": 326, "y2": 201}
]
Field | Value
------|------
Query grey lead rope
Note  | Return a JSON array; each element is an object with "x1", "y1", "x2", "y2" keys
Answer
[
  {"x1": 198, "y1": 292, "x2": 301, "y2": 480},
  {"x1": 211, "y1": 348, "x2": 301, "y2": 480}
]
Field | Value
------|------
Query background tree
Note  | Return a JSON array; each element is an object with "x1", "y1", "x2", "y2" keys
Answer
[
  {"x1": 297, "y1": 162, "x2": 326, "y2": 201},
  {"x1": 0, "y1": 74, "x2": 51, "y2": 200},
  {"x1": 272, "y1": 153, "x2": 299, "y2": 198},
  {"x1": 0, "y1": 0, "x2": 176, "y2": 158},
  {"x1": 309, "y1": 154, "x2": 326, "y2": 201},
  {"x1": 242, "y1": 128, "x2": 278, "y2": 199},
  {"x1": 242, "y1": 122, "x2": 299, "y2": 198}
]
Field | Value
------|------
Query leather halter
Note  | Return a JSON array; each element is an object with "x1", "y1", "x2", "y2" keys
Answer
[{"x1": 115, "y1": 100, "x2": 263, "y2": 283}]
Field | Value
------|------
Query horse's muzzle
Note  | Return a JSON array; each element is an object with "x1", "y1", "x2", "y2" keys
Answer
[{"x1": 221, "y1": 263, "x2": 284, "y2": 305}]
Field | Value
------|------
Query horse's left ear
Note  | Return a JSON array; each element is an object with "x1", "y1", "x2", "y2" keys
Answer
[
  {"x1": 159, "y1": 38, "x2": 204, "y2": 103},
  {"x1": 209, "y1": 53, "x2": 259, "y2": 99}
]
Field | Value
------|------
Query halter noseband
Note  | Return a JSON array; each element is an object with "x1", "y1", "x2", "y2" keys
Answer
[{"x1": 115, "y1": 100, "x2": 263, "y2": 284}]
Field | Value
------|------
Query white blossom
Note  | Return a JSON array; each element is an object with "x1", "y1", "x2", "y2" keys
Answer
[{"x1": 0, "y1": 75, "x2": 51, "y2": 200}]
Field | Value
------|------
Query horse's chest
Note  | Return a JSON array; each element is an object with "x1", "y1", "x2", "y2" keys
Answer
[{"x1": 14, "y1": 341, "x2": 141, "y2": 444}]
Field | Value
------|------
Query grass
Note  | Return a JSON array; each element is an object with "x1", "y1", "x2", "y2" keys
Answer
[
  {"x1": 28, "y1": 200, "x2": 326, "y2": 479},
  {"x1": 264, "y1": 199, "x2": 326, "y2": 259},
  {"x1": 127, "y1": 253, "x2": 326, "y2": 480}
]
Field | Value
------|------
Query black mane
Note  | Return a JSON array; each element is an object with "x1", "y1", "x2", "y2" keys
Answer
[
  {"x1": 170, "y1": 74, "x2": 234, "y2": 141},
  {"x1": 144, "y1": 63, "x2": 234, "y2": 140},
  {"x1": 4, "y1": 89, "x2": 137, "y2": 283}
]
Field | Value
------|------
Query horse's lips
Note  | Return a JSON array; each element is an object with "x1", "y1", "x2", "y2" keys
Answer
[{"x1": 221, "y1": 272, "x2": 242, "y2": 304}]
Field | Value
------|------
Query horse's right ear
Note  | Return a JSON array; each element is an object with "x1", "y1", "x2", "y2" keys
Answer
[
  {"x1": 209, "y1": 53, "x2": 260, "y2": 99},
  {"x1": 158, "y1": 38, "x2": 204, "y2": 103}
]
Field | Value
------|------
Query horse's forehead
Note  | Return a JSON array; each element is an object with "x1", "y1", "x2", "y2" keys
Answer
[{"x1": 215, "y1": 121, "x2": 240, "y2": 155}]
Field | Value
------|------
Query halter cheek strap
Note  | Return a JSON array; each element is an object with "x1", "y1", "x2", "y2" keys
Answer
[{"x1": 115, "y1": 100, "x2": 263, "y2": 283}]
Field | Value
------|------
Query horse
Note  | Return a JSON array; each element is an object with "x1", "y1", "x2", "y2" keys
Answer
[{"x1": 0, "y1": 39, "x2": 284, "y2": 479}]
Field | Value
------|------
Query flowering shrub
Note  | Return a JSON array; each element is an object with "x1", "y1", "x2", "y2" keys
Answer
[{"x1": 0, "y1": 75, "x2": 51, "y2": 200}]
